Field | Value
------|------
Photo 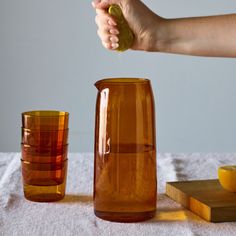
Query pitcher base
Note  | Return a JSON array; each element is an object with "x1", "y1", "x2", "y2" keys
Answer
[{"x1": 94, "y1": 209, "x2": 156, "y2": 222}]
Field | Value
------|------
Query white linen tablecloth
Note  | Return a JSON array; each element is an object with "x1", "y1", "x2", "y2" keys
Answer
[{"x1": 1, "y1": 153, "x2": 236, "y2": 236}]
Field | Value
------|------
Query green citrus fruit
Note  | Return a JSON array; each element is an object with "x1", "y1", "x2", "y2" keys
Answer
[{"x1": 108, "y1": 4, "x2": 134, "y2": 52}]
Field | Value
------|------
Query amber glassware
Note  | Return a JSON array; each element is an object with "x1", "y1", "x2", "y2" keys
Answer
[
  {"x1": 21, "y1": 128, "x2": 69, "y2": 147},
  {"x1": 21, "y1": 110, "x2": 69, "y2": 202},
  {"x1": 21, "y1": 159, "x2": 68, "y2": 202},
  {"x1": 21, "y1": 144, "x2": 68, "y2": 163},
  {"x1": 94, "y1": 78, "x2": 157, "y2": 222},
  {"x1": 22, "y1": 110, "x2": 69, "y2": 130}
]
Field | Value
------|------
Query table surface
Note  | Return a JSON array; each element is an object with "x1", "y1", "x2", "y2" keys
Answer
[{"x1": 1, "y1": 153, "x2": 236, "y2": 236}]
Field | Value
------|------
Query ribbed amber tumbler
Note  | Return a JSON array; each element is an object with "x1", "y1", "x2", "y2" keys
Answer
[
  {"x1": 21, "y1": 144, "x2": 68, "y2": 163},
  {"x1": 21, "y1": 159, "x2": 68, "y2": 202},
  {"x1": 21, "y1": 128, "x2": 69, "y2": 147},
  {"x1": 21, "y1": 110, "x2": 69, "y2": 202},
  {"x1": 22, "y1": 111, "x2": 69, "y2": 131},
  {"x1": 94, "y1": 78, "x2": 157, "y2": 222}
]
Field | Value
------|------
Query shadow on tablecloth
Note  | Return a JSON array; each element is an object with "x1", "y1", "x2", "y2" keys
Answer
[{"x1": 59, "y1": 194, "x2": 93, "y2": 204}]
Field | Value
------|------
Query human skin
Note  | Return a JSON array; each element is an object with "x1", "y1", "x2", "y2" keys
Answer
[{"x1": 92, "y1": 0, "x2": 236, "y2": 57}]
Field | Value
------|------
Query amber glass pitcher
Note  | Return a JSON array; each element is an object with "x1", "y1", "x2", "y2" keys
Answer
[{"x1": 94, "y1": 78, "x2": 157, "y2": 222}]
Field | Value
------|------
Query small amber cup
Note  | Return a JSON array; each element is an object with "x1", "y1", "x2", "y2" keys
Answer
[
  {"x1": 21, "y1": 143, "x2": 68, "y2": 157},
  {"x1": 21, "y1": 144, "x2": 68, "y2": 202},
  {"x1": 21, "y1": 128, "x2": 69, "y2": 147},
  {"x1": 21, "y1": 110, "x2": 69, "y2": 202},
  {"x1": 22, "y1": 110, "x2": 69, "y2": 130},
  {"x1": 21, "y1": 147, "x2": 68, "y2": 164},
  {"x1": 21, "y1": 159, "x2": 68, "y2": 202}
]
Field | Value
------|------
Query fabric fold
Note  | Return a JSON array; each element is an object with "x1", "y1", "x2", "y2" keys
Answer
[
  {"x1": 0, "y1": 154, "x2": 21, "y2": 209},
  {"x1": 1, "y1": 153, "x2": 236, "y2": 236}
]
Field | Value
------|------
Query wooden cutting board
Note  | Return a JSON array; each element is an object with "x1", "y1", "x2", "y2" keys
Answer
[{"x1": 166, "y1": 179, "x2": 236, "y2": 222}]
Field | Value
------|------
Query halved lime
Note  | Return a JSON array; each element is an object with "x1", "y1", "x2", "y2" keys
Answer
[{"x1": 108, "y1": 4, "x2": 134, "y2": 52}]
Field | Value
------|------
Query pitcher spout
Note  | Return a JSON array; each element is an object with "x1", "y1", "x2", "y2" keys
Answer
[
  {"x1": 94, "y1": 80, "x2": 102, "y2": 91},
  {"x1": 94, "y1": 79, "x2": 111, "y2": 91}
]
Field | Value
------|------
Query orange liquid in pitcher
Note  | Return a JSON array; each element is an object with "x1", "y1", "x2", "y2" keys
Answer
[{"x1": 94, "y1": 144, "x2": 157, "y2": 222}]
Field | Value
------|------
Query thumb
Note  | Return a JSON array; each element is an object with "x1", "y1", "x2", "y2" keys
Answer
[{"x1": 92, "y1": 0, "x2": 121, "y2": 9}]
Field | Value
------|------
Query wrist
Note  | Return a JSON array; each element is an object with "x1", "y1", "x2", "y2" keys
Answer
[
  {"x1": 151, "y1": 17, "x2": 171, "y2": 52},
  {"x1": 131, "y1": 16, "x2": 168, "y2": 52},
  {"x1": 135, "y1": 16, "x2": 170, "y2": 52},
  {"x1": 152, "y1": 18, "x2": 196, "y2": 55}
]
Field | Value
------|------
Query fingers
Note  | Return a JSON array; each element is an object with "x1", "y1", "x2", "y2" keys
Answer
[
  {"x1": 92, "y1": 0, "x2": 118, "y2": 9},
  {"x1": 95, "y1": 9, "x2": 117, "y2": 27},
  {"x1": 102, "y1": 41, "x2": 119, "y2": 50},
  {"x1": 94, "y1": 5, "x2": 120, "y2": 50},
  {"x1": 99, "y1": 29, "x2": 119, "y2": 50},
  {"x1": 92, "y1": 0, "x2": 109, "y2": 9},
  {"x1": 97, "y1": 27, "x2": 119, "y2": 43},
  {"x1": 97, "y1": 25, "x2": 119, "y2": 50}
]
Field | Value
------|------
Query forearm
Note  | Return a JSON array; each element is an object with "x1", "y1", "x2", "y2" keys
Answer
[{"x1": 156, "y1": 14, "x2": 236, "y2": 57}]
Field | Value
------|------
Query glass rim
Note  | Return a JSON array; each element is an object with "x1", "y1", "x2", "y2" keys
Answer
[
  {"x1": 21, "y1": 143, "x2": 69, "y2": 148},
  {"x1": 95, "y1": 78, "x2": 150, "y2": 86},
  {"x1": 21, "y1": 158, "x2": 68, "y2": 164},
  {"x1": 21, "y1": 152, "x2": 67, "y2": 157},
  {"x1": 21, "y1": 127, "x2": 69, "y2": 132},
  {"x1": 22, "y1": 110, "x2": 69, "y2": 117}
]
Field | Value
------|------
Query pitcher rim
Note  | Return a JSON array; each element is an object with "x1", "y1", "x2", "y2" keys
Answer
[{"x1": 95, "y1": 78, "x2": 150, "y2": 86}]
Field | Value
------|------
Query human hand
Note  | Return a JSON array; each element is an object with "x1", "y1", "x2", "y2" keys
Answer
[{"x1": 92, "y1": 0, "x2": 165, "y2": 51}]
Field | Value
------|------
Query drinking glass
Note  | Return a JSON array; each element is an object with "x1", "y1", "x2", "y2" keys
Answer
[{"x1": 21, "y1": 110, "x2": 69, "y2": 202}]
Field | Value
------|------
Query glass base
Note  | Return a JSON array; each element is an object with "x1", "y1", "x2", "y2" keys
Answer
[
  {"x1": 23, "y1": 182, "x2": 65, "y2": 202},
  {"x1": 94, "y1": 209, "x2": 156, "y2": 222}
]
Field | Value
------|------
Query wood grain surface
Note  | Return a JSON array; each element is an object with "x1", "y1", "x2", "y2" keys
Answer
[{"x1": 166, "y1": 179, "x2": 236, "y2": 222}]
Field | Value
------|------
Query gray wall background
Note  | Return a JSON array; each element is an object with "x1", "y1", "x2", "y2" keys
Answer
[{"x1": 1, "y1": 0, "x2": 236, "y2": 153}]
